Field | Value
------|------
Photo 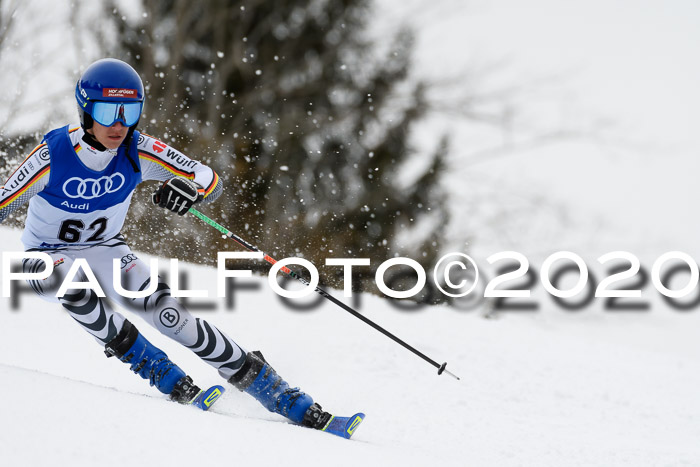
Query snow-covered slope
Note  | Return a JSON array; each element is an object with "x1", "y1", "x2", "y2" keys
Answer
[{"x1": 1, "y1": 224, "x2": 699, "y2": 467}]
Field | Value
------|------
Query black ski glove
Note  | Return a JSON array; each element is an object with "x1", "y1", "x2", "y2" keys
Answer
[{"x1": 152, "y1": 177, "x2": 203, "y2": 215}]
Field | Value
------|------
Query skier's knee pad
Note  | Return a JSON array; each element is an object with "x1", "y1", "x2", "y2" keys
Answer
[{"x1": 229, "y1": 351, "x2": 314, "y2": 424}]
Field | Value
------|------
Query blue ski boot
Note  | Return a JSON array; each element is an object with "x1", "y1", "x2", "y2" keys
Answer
[
  {"x1": 229, "y1": 351, "x2": 319, "y2": 425},
  {"x1": 105, "y1": 320, "x2": 205, "y2": 405}
]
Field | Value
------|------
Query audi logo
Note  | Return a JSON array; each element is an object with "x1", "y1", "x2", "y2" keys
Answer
[
  {"x1": 62, "y1": 173, "x2": 126, "y2": 199},
  {"x1": 120, "y1": 253, "x2": 138, "y2": 269}
]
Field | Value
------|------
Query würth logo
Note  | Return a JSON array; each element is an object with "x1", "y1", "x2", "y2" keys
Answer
[
  {"x1": 102, "y1": 88, "x2": 138, "y2": 98},
  {"x1": 152, "y1": 140, "x2": 167, "y2": 153}
]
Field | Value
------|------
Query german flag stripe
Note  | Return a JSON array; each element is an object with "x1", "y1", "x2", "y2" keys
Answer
[
  {"x1": 0, "y1": 165, "x2": 50, "y2": 208},
  {"x1": 3, "y1": 127, "x2": 78, "y2": 185},
  {"x1": 203, "y1": 171, "x2": 219, "y2": 198},
  {"x1": 138, "y1": 151, "x2": 195, "y2": 179},
  {"x1": 3, "y1": 143, "x2": 48, "y2": 183},
  {"x1": 27, "y1": 142, "x2": 47, "y2": 156},
  {"x1": 1, "y1": 127, "x2": 81, "y2": 209}
]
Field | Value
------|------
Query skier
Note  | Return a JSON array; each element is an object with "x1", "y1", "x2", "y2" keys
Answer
[{"x1": 0, "y1": 58, "x2": 337, "y2": 431}]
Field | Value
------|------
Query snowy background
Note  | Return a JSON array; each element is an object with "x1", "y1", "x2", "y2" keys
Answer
[
  {"x1": 2, "y1": 1, "x2": 700, "y2": 466},
  {"x1": 4, "y1": 0, "x2": 700, "y2": 259},
  {"x1": 376, "y1": 0, "x2": 700, "y2": 260},
  {"x1": 2, "y1": 222, "x2": 700, "y2": 466}
]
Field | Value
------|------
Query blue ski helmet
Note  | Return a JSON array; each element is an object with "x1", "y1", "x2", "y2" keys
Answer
[{"x1": 76, "y1": 58, "x2": 145, "y2": 130}]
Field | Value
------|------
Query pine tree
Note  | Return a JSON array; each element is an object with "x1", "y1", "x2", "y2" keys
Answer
[{"x1": 102, "y1": 0, "x2": 449, "y2": 298}]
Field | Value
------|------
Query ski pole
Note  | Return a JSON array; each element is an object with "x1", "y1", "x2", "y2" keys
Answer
[{"x1": 189, "y1": 207, "x2": 460, "y2": 380}]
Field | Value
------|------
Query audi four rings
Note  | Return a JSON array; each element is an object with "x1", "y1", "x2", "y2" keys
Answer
[{"x1": 62, "y1": 173, "x2": 126, "y2": 199}]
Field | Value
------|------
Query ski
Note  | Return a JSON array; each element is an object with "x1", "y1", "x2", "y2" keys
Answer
[
  {"x1": 190, "y1": 385, "x2": 225, "y2": 411},
  {"x1": 318, "y1": 412, "x2": 365, "y2": 439},
  {"x1": 179, "y1": 383, "x2": 364, "y2": 439}
]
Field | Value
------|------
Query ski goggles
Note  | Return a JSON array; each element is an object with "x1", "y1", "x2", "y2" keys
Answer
[{"x1": 90, "y1": 101, "x2": 143, "y2": 127}]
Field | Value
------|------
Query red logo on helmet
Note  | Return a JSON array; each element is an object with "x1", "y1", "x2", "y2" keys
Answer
[{"x1": 102, "y1": 88, "x2": 138, "y2": 98}]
